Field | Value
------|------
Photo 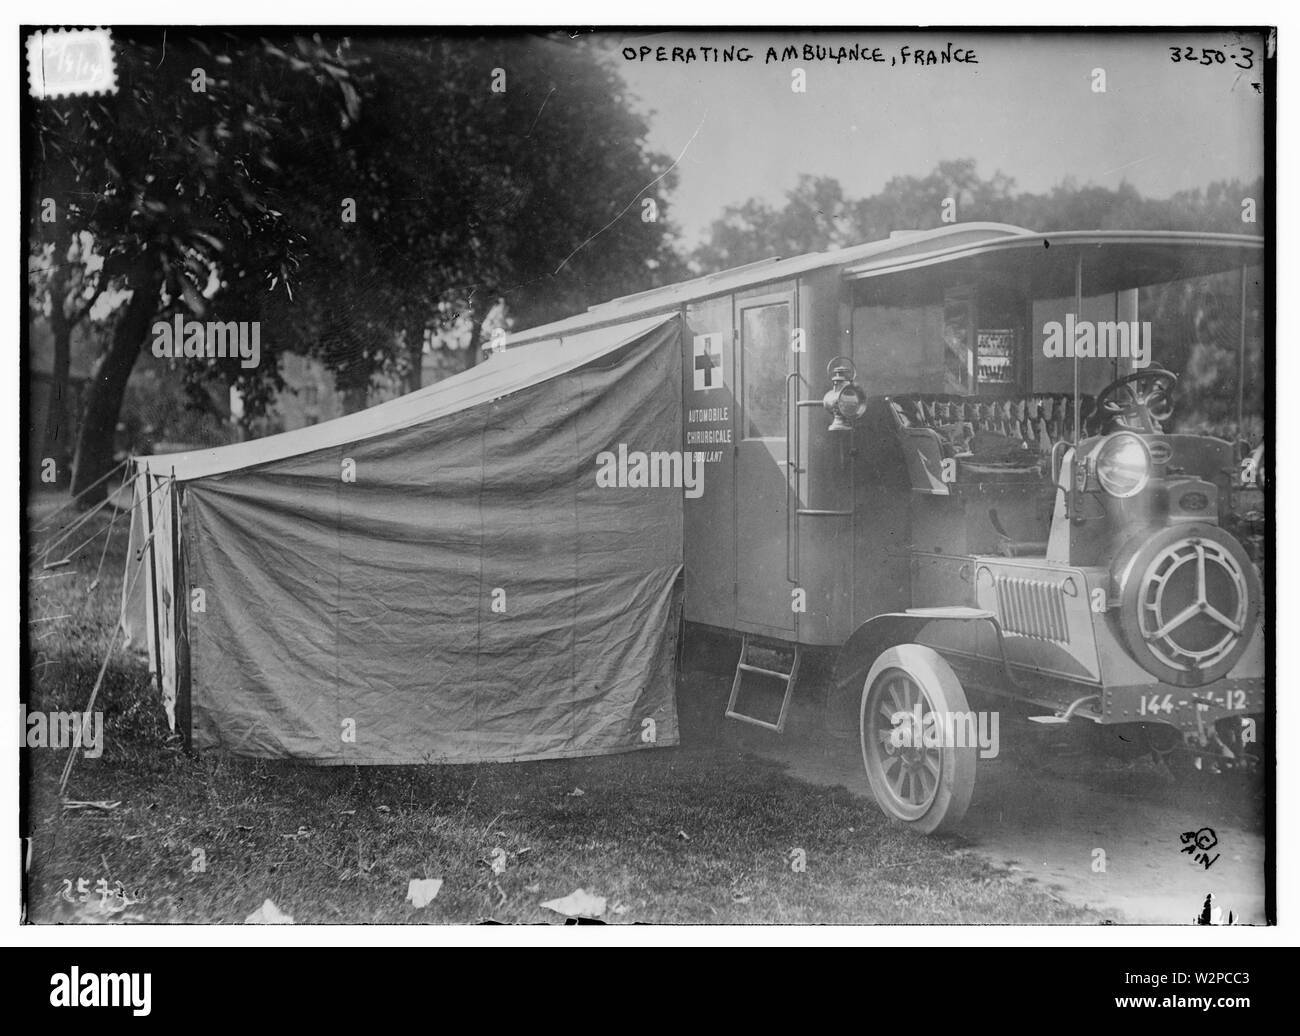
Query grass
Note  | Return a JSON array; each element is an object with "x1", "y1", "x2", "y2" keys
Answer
[{"x1": 24, "y1": 489, "x2": 1100, "y2": 925}]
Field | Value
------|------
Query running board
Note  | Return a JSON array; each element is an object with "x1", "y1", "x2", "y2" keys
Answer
[
  {"x1": 725, "y1": 635, "x2": 800, "y2": 733},
  {"x1": 1027, "y1": 694, "x2": 1101, "y2": 725}
]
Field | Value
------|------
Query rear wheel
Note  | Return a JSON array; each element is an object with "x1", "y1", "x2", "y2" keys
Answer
[{"x1": 859, "y1": 644, "x2": 977, "y2": 835}]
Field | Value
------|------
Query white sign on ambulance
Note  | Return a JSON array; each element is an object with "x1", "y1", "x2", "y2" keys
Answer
[{"x1": 693, "y1": 333, "x2": 725, "y2": 392}]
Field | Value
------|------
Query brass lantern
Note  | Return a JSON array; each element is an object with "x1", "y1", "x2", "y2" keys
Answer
[{"x1": 822, "y1": 356, "x2": 867, "y2": 432}]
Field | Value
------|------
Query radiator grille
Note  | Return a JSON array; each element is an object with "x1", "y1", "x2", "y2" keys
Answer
[{"x1": 994, "y1": 577, "x2": 1070, "y2": 644}]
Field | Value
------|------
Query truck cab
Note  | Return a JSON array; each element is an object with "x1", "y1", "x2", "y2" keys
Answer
[{"x1": 830, "y1": 228, "x2": 1266, "y2": 831}]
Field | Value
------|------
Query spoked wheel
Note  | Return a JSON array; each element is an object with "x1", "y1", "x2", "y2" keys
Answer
[{"x1": 859, "y1": 644, "x2": 977, "y2": 835}]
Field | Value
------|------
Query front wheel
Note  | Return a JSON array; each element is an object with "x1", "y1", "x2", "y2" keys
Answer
[{"x1": 859, "y1": 644, "x2": 977, "y2": 835}]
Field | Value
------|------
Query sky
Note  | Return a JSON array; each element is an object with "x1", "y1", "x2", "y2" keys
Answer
[{"x1": 604, "y1": 29, "x2": 1267, "y2": 247}]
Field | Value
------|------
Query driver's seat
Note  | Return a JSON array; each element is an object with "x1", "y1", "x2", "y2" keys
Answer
[{"x1": 886, "y1": 392, "x2": 1097, "y2": 486}]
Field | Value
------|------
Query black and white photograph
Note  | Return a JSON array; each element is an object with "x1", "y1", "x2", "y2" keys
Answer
[{"x1": 15, "y1": 18, "x2": 1276, "y2": 937}]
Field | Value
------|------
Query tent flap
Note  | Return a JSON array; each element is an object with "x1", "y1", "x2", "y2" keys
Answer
[{"x1": 153, "y1": 315, "x2": 683, "y2": 764}]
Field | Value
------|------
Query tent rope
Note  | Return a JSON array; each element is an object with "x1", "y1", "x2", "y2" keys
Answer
[
  {"x1": 32, "y1": 457, "x2": 130, "y2": 533},
  {"x1": 86, "y1": 461, "x2": 135, "y2": 594},
  {"x1": 47, "y1": 519, "x2": 122, "y2": 576},
  {"x1": 33, "y1": 491, "x2": 119, "y2": 564},
  {"x1": 55, "y1": 499, "x2": 169, "y2": 800},
  {"x1": 33, "y1": 462, "x2": 168, "y2": 569}
]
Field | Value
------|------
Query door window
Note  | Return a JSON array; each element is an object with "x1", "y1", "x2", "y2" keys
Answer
[{"x1": 741, "y1": 302, "x2": 791, "y2": 438}]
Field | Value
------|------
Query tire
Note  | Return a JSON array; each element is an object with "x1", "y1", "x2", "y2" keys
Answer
[{"x1": 859, "y1": 644, "x2": 977, "y2": 835}]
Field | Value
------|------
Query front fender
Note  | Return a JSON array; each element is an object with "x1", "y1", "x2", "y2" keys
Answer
[
  {"x1": 837, "y1": 606, "x2": 997, "y2": 680},
  {"x1": 833, "y1": 613, "x2": 937, "y2": 694},
  {"x1": 830, "y1": 607, "x2": 999, "y2": 723}
]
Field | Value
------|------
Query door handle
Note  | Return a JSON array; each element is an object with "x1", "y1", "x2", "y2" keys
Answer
[{"x1": 785, "y1": 370, "x2": 803, "y2": 582}]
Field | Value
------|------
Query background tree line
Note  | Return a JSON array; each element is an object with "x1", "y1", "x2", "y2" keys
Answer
[
  {"x1": 27, "y1": 31, "x2": 683, "y2": 502},
  {"x1": 26, "y1": 35, "x2": 1264, "y2": 505},
  {"x1": 691, "y1": 161, "x2": 1265, "y2": 439}
]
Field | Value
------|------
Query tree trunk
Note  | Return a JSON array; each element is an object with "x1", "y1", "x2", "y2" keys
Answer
[
  {"x1": 42, "y1": 237, "x2": 73, "y2": 485},
  {"x1": 341, "y1": 384, "x2": 369, "y2": 414},
  {"x1": 406, "y1": 319, "x2": 424, "y2": 393},
  {"x1": 70, "y1": 264, "x2": 160, "y2": 506},
  {"x1": 464, "y1": 294, "x2": 493, "y2": 371}
]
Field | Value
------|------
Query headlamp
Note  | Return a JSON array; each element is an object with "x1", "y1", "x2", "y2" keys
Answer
[{"x1": 1095, "y1": 432, "x2": 1151, "y2": 498}]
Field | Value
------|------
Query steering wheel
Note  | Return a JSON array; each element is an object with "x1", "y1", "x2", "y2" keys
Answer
[{"x1": 1088, "y1": 368, "x2": 1178, "y2": 435}]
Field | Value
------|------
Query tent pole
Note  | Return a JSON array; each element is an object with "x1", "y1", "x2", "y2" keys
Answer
[
  {"x1": 171, "y1": 471, "x2": 192, "y2": 752},
  {"x1": 142, "y1": 470, "x2": 163, "y2": 695}
]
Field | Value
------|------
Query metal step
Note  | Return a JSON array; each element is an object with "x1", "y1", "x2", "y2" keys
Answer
[
  {"x1": 725, "y1": 634, "x2": 800, "y2": 733},
  {"x1": 1027, "y1": 694, "x2": 1101, "y2": 725}
]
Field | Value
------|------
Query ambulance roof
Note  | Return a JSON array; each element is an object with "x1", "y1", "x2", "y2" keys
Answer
[{"x1": 508, "y1": 223, "x2": 1263, "y2": 346}]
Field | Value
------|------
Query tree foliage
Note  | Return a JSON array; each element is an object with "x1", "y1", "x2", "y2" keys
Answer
[
  {"x1": 693, "y1": 159, "x2": 1263, "y2": 269},
  {"x1": 691, "y1": 160, "x2": 1266, "y2": 439},
  {"x1": 27, "y1": 31, "x2": 681, "y2": 500}
]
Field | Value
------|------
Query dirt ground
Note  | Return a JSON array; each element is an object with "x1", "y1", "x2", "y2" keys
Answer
[{"x1": 685, "y1": 671, "x2": 1268, "y2": 925}]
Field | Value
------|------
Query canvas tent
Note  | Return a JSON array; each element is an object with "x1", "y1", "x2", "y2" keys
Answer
[{"x1": 124, "y1": 313, "x2": 684, "y2": 764}]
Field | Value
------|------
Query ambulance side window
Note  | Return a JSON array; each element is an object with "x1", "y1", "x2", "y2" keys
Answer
[{"x1": 741, "y1": 302, "x2": 791, "y2": 438}]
